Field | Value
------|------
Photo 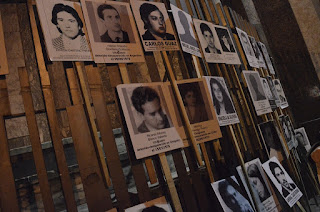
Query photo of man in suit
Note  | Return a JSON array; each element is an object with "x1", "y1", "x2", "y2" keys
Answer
[
  {"x1": 139, "y1": 3, "x2": 175, "y2": 40},
  {"x1": 200, "y1": 23, "x2": 221, "y2": 54},
  {"x1": 215, "y1": 27, "x2": 235, "y2": 53},
  {"x1": 97, "y1": 4, "x2": 130, "y2": 43}
]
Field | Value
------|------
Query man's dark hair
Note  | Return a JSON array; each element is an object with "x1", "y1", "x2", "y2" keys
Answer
[
  {"x1": 200, "y1": 23, "x2": 212, "y2": 35},
  {"x1": 274, "y1": 80, "x2": 280, "y2": 86},
  {"x1": 97, "y1": 4, "x2": 119, "y2": 20},
  {"x1": 131, "y1": 86, "x2": 160, "y2": 114},
  {"x1": 51, "y1": 4, "x2": 84, "y2": 35},
  {"x1": 269, "y1": 161, "x2": 283, "y2": 182},
  {"x1": 141, "y1": 205, "x2": 167, "y2": 212},
  {"x1": 139, "y1": 3, "x2": 162, "y2": 30}
]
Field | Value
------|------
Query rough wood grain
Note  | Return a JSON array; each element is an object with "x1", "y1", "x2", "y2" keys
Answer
[{"x1": 0, "y1": 13, "x2": 9, "y2": 75}]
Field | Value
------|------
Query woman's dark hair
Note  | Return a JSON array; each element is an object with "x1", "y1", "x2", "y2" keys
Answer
[
  {"x1": 200, "y1": 23, "x2": 212, "y2": 35},
  {"x1": 139, "y1": 3, "x2": 162, "y2": 30},
  {"x1": 179, "y1": 83, "x2": 202, "y2": 106},
  {"x1": 261, "y1": 123, "x2": 282, "y2": 151},
  {"x1": 247, "y1": 163, "x2": 270, "y2": 201},
  {"x1": 209, "y1": 78, "x2": 235, "y2": 115},
  {"x1": 51, "y1": 4, "x2": 84, "y2": 36}
]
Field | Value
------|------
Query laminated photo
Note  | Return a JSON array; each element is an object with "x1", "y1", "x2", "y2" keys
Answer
[
  {"x1": 131, "y1": 1, "x2": 179, "y2": 52},
  {"x1": 243, "y1": 71, "x2": 272, "y2": 115},
  {"x1": 261, "y1": 78, "x2": 277, "y2": 110},
  {"x1": 236, "y1": 158, "x2": 278, "y2": 212},
  {"x1": 117, "y1": 83, "x2": 184, "y2": 159},
  {"x1": 262, "y1": 157, "x2": 303, "y2": 207},
  {"x1": 294, "y1": 127, "x2": 311, "y2": 152},
  {"x1": 203, "y1": 76, "x2": 240, "y2": 126},
  {"x1": 258, "y1": 42, "x2": 275, "y2": 75},
  {"x1": 273, "y1": 79, "x2": 289, "y2": 109},
  {"x1": 236, "y1": 28, "x2": 259, "y2": 68},
  {"x1": 249, "y1": 36, "x2": 266, "y2": 69},
  {"x1": 81, "y1": 0, "x2": 145, "y2": 63},
  {"x1": 279, "y1": 115, "x2": 298, "y2": 150},
  {"x1": 171, "y1": 4, "x2": 201, "y2": 57},
  {"x1": 35, "y1": 0, "x2": 92, "y2": 61},
  {"x1": 193, "y1": 19, "x2": 225, "y2": 63},
  {"x1": 177, "y1": 78, "x2": 222, "y2": 143}
]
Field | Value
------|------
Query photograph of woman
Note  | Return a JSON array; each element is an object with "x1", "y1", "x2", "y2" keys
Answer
[
  {"x1": 247, "y1": 163, "x2": 271, "y2": 202},
  {"x1": 179, "y1": 82, "x2": 209, "y2": 124}
]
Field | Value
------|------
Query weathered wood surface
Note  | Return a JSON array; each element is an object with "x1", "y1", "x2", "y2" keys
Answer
[{"x1": 0, "y1": 13, "x2": 9, "y2": 75}]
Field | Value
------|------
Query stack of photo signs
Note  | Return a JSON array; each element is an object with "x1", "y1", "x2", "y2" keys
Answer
[
  {"x1": 80, "y1": 0, "x2": 145, "y2": 63},
  {"x1": 131, "y1": 1, "x2": 179, "y2": 52},
  {"x1": 125, "y1": 196, "x2": 173, "y2": 212},
  {"x1": 193, "y1": 20, "x2": 241, "y2": 65},
  {"x1": 258, "y1": 42, "x2": 275, "y2": 75},
  {"x1": 203, "y1": 76, "x2": 240, "y2": 126},
  {"x1": 249, "y1": 36, "x2": 267, "y2": 69},
  {"x1": 294, "y1": 127, "x2": 311, "y2": 152},
  {"x1": 236, "y1": 158, "x2": 277, "y2": 212},
  {"x1": 176, "y1": 78, "x2": 222, "y2": 143},
  {"x1": 258, "y1": 121, "x2": 289, "y2": 162},
  {"x1": 279, "y1": 116, "x2": 298, "y2": 150},
  {"x1": 243, "y1": 71, "x2": 272, "y2": 116},
  {"x1": 262, "y1": 157, "x2": 303, "y2": 207},
  {"x1": 116, "y1": 83, "x2": 184, "y2": 159},
  {"x1": 36, "y1": 0, "x2": 93, "y2": 61},
  {"x1": 273, "y1": 79, "x2": 289, "y2": 109},
  {"x1": 236, "y1": 28, "x2": 259, "y2": 68},
  {"x1": 212, "y1": 176, "x2": 255, "y2": 212},
  {"x1": 170, "y1": 4, "x2": 201, "y2": 57}
]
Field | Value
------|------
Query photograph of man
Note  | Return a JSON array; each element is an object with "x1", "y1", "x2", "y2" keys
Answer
[
  {"x1": 266, "y1": 76, "x2": 279, "y2": 102},
  {"x1": 215, "y1": 27, "x2": 235, "y2": 53},
  {"x1": 268, "y1": 161, "x2": 296, "y2": 198},
  {"x1": 51, "y1": 3, "x2": 90, "y2": 52},
  {"x1": 274, "y1": 80, "x2": 286, "y2": 102},
  {"x1": 240, "y1": 32, "x2": 254, "y2": 56},
  {"x1": 262, "y1": 78, "x2": 273, "y2": 100},
  {"x1": 200, "y1": 23, "x2": 221, "y2": 54},
  {"x1": 131, "y1": 86, "x2": 170, "y2": 133},
  {"x1": 259, "y1": 121, "x2": 284, "y2": 162},
  {"x1": 177, "y1": 10, "x2": 197, "y2": 47},
  {"x1": 248, "y1": 74, "x2": 266, "y2": 101},
  {"x1": 247, "y1": 163, "x2": 271, "y2": 202},
  {"x1": 97, "y1": 4, "x2": 130, "y2": 43},
  {"x1": 178, "y1": 82, "x2": 209, "y2": 124},
  {"x1": 213, "y1": 178, "x2": 254, "y2": 212},
  {"x1": 139, "y1": 3, "x2": 175, "y2": 40},
  {"x1": 295, "y1": 127, "x2": 311, "y2": 151},
  {"x1": 280, "y1": 116, "x2": 296, "y2": 150}
]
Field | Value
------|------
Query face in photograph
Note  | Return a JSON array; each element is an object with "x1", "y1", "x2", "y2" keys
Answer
[
  {"x1": 131, "y1": 86, "x2": 170, "y2": 133},
  {"x1": 240, "y1": 32, "x2": 254, "y2": 56},
  {"x1": 248, "y1": 74, "x2": 266, "y2": 101},
  {"x1": 209, "y1": 78, "x2": 235, "y2": 116},
  {"x1": 179, "y1": 83, "x2": 209, "y2": 124},
  {"x1": 97, "y1": 4, "x2": 130, "y2": 43},
  {"x1": 247, "y1": 163, "x2": 271, "y2": 202},
  {"x1": 51, "y1": 3, "x2": 89, "y2": 51},
  {"x1": 260, "y1": 122, "x2": 284, "y2": 161},
  {"x1": 269, "y1": 161, "x2": 296, "y2": 198},
  {"x1": 177, "y1": 10, "x2": 197, "y2": 47},
  {"x1": 200, "y1": 23, "x2": 221, "y2": 54},
  {"x1": 139, "y1": 3, "x2": 175, "y2": 40},
  {"x1": 266, "y1": 77, "x2": 278, "y2": 100},
  {"x1": 274, "y1": 80, "x2": 287, "y2": 103},
  {"x1": 217, "y1": 180, "x2": 254, "y2": 212},
  {"x1": 215, "y1": 27, "x2": 235, "y2": 53},
  {"x1": 262, "y1": 78, "x2": 273, "y2": 100},
  {"x1": 295, "y1": 131, "x2": 307, "y2": 147}
]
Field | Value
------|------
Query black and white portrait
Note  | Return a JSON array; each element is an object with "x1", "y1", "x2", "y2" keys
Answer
[
  {"x1": 294, "y1": 127, "x2": 311, "y2": 151},
  {"x1": 259, "y1": 121, "x2": 285, "y2": 162},
  {"x1": 171, "y1": 4, "x2": 201, "y2": 57},
  {"x1": 262, "y1": 157, "x2": 302, "y2": 207},
  {"x1": 258, "y1": 42, "x2": 275, "y2": 75},
  {"x1": 212, "y1": 177, "x2": 254, "y2": 212},
  {"x1": 204, "y1": 76, "x2": 239, "y2": 126},
  {"x1": 193, "y1": 19, "x2": 225, "y2": 63},
  {"x1": 131, "y1": 1, "x2": 179, "y2": 51},
  {"x1": 117, "y1": 83, "x2": 183, "y2": 159},
  {"x1": 81, "y1": 0, "x2": 144, "y2": 63},
  {"x1": 266, "y1": 76, "x2": 280, "y2": 107},
  {"x1": 243, "y1": 71, "x2": 272, "y2": 116},
  {"x1": 215, "y1": 25, "x2": 241, "y2": 65},
  {"x1": 36, "y1": 0, "x2": 92, "y2": 61},
  {"x1": 273, "y1": 79, "x2": 288, "y2": 109},
  {"x1": 249, "y1": 36, "x2": 266, "y2": 69},
  {"x1": 125, "y1": 196, "x2": 172, "y2": 212},
  {"x1": 261, "y1": 78, "x2": 277, "y2": 109},
  {"x1": 236, "y1": 28, "x2": 259, "y2": 68},
  {"x1": 279, "y1": 115, "x2": 297, "y2": 150}
]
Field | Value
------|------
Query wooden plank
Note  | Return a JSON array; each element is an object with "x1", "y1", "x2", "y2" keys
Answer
[
  {"x1": 18, "y1": 67, "x2": 55, "y2": 211},
  {"x1": 224, "y1": 6, "x2": 234, "y2": 28},
  {"x1": 66, "y1": 67, "x2": 83, "y2": 105},
  {"x1": 0, "y1": 78, "x2": 10, "y2": 116},
  {"x1": 67, "y1": 104, "x2": 113, "y2": 211},
  {"x1": 86, "y1": 66, "x2": 132, "y2": 211},
  {"x1": 0, "y1": 116, "x2": 19, "y2": 211},
  {"x1": 0, "y1": 13, "x2": 9, "y2": 75}
]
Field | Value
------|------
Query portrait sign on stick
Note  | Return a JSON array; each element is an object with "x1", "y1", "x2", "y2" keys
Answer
[
  {"x1": 236, "y1": 28, "x2": 259, "y2": 68},
  {"x1": 273, "y1": 79, "x2": 289, "y2": 109},
  {"x1": 243, "y1": 71, "x2": 272, "y2": 116},
  {"x1": 279, "y1": 115, "x2": 297, "y2": 150},
  {"x1": 236, "y1": 158, "x2": 277, "y2": 212},
  {"x1": 131, "y1": 1, "x2": 179, "y2": 52},
  {"x1": 177, "y1": 78, "x2": 222, "y2": 143},
  {"x1": 294, "y1": 127, "x2": 311, "y2": 152},
  {"x1": 0, "y1": 13, "x2": 8, "y2": 75},
  {"x1": 203, "y1": 76, "x2": 240, "y2": 126},
  {"x1": 35, "y1": 0, "x2": 92, "y2": 61},
  {"x1": 193, "y1": 19, "x2": 225, "y2": 63},
  {"x1": 249, "y1": 36, "x2": 266, "y2": 69},
  {"x1": 117, "y1": 83, "x2": 184, "y2": 159},
  {"x1": 81, "y1": 0, "x2": 145, "y2": 63},
  {"x1": 125, "y1": 196, "x2": 173, "y2": 212},
  {"x1": 262, "y1": 157, "x2": 303, "y2": 207},
  {"x1": 261, "y1": 78, "x2": 277, "y2": 110},
  {"x1": 215, "y1": 25, "x2": 241, "y2": 65},
  {"x1": 170, "y1": 4, "x2": 201, "y2": 57},
  {"x1": 258, "y1": 42, "x2": 275, "y2": 75}
]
